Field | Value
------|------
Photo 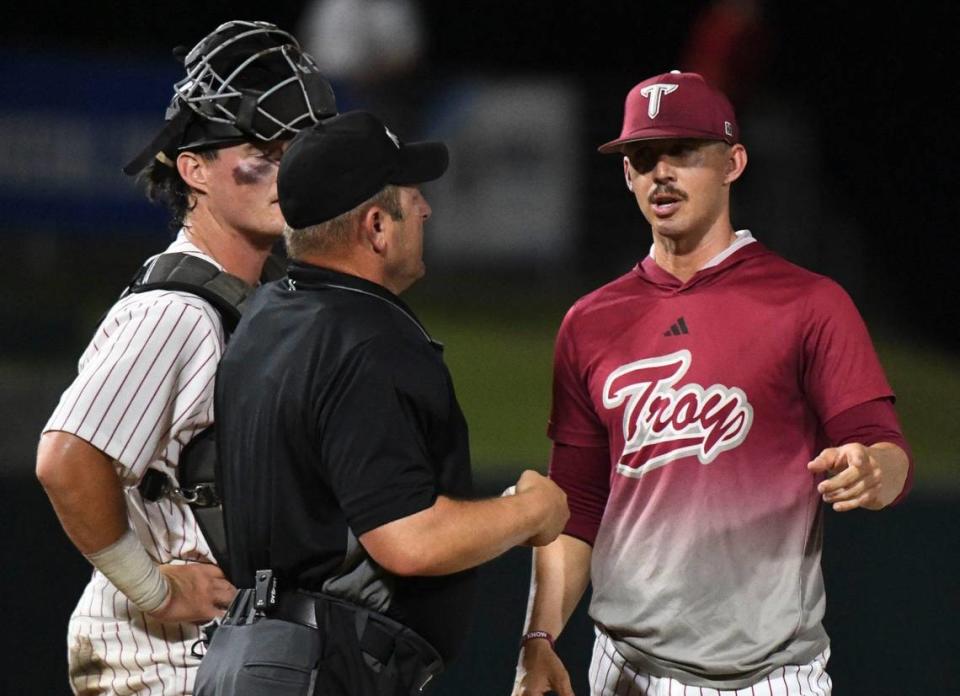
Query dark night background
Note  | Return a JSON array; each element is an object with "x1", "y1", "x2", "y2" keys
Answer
[
  {"x1": 1, "y1": 1, "x2": 956, "y2": 694},
  {"x1": 2, "y1": 0, "x2": 956, "y2": 346}
]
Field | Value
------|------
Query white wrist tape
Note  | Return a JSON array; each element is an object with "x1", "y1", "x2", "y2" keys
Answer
[{"x1": 84, "y1": 529, "x2": 170, "y2": 613}]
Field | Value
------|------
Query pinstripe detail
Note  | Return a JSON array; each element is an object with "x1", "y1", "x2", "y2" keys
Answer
[
  {"x1": 165, "y1": 329, "x2": 214, "y2": 401},
  {"x1": 806, "y1": 662, "x2": 817, "y2": 696},
  {"x1": 112, "y1": 309, "x2": 201, "y2": 458},
  {"x1": 626, "y1": 659, "x2": 649, "y2": 696},
  {"x1": 100, "y1": 625, "x2": 118, "y2": 690},
  {"x1": 601, "y1": 639, "x2": 615, "y2": 694},
  {"x1": 138, "y1": 609, "x2": 169, "y2": 694},
  {"x1": 111, "y1": 588, "x2": 133, "y2": 692},
  {"x1": 173, "y1": 497, "x2": 190, "y2": 559},
  {"x1": 589, "y1": 632, "x2": 831, "y2": 696},
  {"x1": 176, "y1": 622, "x2": 189, "y2": 694},
  {"x1": 98, "y1": 580, "x2": 108, "y2": 620},
  {"x1": 81, "y1": 303, "x2": 170, "y2": 438},
  {"x1": 134, "y1": 372, "x2": 214, "y2": 478},
  {"x1": 124, "y1": 599, "x2": 148, "y2": 691},
  {"x1": 47, "y1": 235, "x2": 226, "y2": 695},
  {"x1": 130, "y1": 328, "x2": 218, "y2": 472},
  {"x1": 95, "y1": 303, "x2": 185, "y2": 442},
  {"x1": 138, "y1": 490, "x2": 167, "y2": 561},
  {"x1": 84, "y1": 573, "x2": 96, "y2": 616},
  {"x1": 57, "y1": 307, "x2": 141, "y2": 427},
  {"x1": 160, "y1": 624, "x2": 180, "y2": 684},
  {"x1": 69, "y1": 601, "x2": 201, "y2": 694},
  {"x1": 64, "y1": 308, "x2": 137, "y2": 420},
  {"x1": 159, "y1": 622, "x2": 176, "y2": 694},
  {"x1": 130, "y1": 340, "x2": 217, "y2": 466}
]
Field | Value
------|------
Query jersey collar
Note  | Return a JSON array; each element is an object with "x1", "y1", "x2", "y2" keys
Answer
[
  {"x1": 165, "y1": 229, "x2": 226, "y2": 271},
  {"x1": 286, "y1": 261, "x2": 439, "y2": 347},
  {"x1": 638, "y1": 231, "x2": 766, "y2": 290},
  {"x1": 644, "y1": 229, "x2": 756, "y2": 269}
]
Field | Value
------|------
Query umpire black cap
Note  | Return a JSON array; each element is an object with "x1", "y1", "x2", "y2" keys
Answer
[{"x1": 278, "y1": 111, "x2": 449, "y2": 229}]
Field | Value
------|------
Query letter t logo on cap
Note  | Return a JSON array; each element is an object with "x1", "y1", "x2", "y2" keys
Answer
[{"x1": 639, "y1": 83, "x2": 679, "y2": 118}]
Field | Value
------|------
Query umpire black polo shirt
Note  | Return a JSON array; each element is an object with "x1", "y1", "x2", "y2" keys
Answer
[{"x1": 216, "y1": 261, "x2": 477, "y2": 662}]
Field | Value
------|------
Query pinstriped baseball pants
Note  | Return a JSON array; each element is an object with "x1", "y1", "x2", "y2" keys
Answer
[
  {"x1": 66, "y1": 580, "x2": 203, "y2": 696},
  {"x1": 588, "y1": 629, "x2": 832, "y2": 696}
]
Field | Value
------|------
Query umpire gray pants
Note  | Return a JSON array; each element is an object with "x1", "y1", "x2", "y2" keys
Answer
[
  {"x1": 197, "y1": 618, "x2": 321, "y2": 695},
  {"x1": 195, "y1": 589, "x2": 443, "y2": 696}
]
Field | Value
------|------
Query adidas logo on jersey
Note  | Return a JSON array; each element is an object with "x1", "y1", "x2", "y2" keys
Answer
[{"x1": 663, "y1": 317, "x2": 689, "y2": 336}]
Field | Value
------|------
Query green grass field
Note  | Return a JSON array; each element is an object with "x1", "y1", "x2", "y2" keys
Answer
[{"x1": 418, "y1": 303, "x2": 960, "y2": 491}]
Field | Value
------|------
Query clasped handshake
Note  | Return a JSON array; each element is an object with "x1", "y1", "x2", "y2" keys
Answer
[{"x1": 507, "y1": 470, "x2": 571, "y2": 547}]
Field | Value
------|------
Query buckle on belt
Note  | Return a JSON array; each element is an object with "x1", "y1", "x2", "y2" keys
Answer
[{"x1": 254, "y1": 569, "x2": 277, "y2": 614}]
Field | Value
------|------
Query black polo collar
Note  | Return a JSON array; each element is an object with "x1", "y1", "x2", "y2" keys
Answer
[{"x1": 286, "y1": 261, "x2": 440, "y2": 347}]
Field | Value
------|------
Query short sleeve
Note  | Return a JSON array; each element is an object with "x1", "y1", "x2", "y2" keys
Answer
[
  {"x1": 43, "y1": 292, "x2": 223, "y2": 484},
  {"x1": 801, "y1": 279, "x2": 894, "y2": 424},
  {"x1": 547, "y1": 306, "x2": 608, "y2": 447},
  {"x1": 318, "y1": 335, "x2": 439, "y2": 536}
]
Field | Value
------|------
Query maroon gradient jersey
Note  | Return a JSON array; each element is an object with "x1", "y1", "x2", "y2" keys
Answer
[{"x1": 549, "y1": 234, "x2": 894, "y2": 685}]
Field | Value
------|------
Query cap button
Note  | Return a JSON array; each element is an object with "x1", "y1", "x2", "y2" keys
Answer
[{"x1": 669, "y1": 69, "x2": 681, "y2": 74}]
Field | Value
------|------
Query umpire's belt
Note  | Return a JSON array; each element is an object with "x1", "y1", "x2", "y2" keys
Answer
[
  {"x1": 271, "y1": 590, "x2": 323, "y2": 629},
  {"x1": 224, "y1": 588, "x2": 443, "y2": 693}
]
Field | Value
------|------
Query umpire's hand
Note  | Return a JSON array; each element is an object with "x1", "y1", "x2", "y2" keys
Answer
[
  {"x1": 515, "y1": 470, "x2": 569, "y2": 547},
  {"x1": 149, "y1": 563, "x2": 237, "y2": 625}
]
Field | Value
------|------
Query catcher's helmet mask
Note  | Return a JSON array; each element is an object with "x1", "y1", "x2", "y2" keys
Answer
[{"x1": 124, "y1": 20, "x2": 337, "y2": 176}]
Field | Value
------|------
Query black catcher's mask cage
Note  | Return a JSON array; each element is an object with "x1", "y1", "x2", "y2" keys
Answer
[{"x1": 124, "y1": 20, "x2": 337, "y2": 175}]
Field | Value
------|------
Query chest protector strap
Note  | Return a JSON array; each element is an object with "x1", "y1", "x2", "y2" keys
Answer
[{"x1": 124, "y1": 253, "x2": 255, "y2": 332}]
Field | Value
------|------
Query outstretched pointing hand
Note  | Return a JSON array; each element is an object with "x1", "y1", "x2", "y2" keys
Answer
[{"x1": 807, "y1": 443, "x2": 907, "y2": 511}]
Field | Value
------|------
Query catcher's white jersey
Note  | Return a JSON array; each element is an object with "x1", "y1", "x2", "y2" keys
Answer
[{"x1": 44, "y1": 232, "x2": 225, "y2": 695}]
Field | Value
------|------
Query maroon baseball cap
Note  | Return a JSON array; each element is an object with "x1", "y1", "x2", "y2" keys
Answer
[{"x1": 598, "y1": 70, "x2": 739, "y2": 154}]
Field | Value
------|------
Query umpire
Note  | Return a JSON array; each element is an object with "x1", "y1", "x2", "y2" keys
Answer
[{"x1": 195, "y1": 111, "x2": 569, "y2": 696}]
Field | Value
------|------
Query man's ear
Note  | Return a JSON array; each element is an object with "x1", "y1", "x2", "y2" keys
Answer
[
  {"x1": 724, "y1": 143, "x2": 748, "y2": 184},
  {"x1": 177, "y1": 152, "x2": 210, "y2": 194},
  {"x1": 363, "y1": 207, "x2": 388, "y2": 254},
  {"x1": 623, "y1": 156, "x2": 634, "y2": 192}
]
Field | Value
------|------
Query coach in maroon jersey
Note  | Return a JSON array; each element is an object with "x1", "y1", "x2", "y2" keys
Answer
[{"x1": 512, "y1": 71, "x2": 912, "y2": 695}]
